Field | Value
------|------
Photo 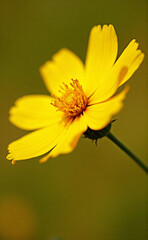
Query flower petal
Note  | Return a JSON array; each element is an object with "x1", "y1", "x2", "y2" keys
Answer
[
  {"x1": 9, "y1": 95, "x2": 63, "y2": 130},
  {"x1": 40, "y1": 48, "x2": 84, "y2": 95},
  {"x1": 88, "y1": 39, "x2": 144, "y2": 104},
  {"x1": 40, "y1": 114, "x2": 87, "y2": 162},
  {"x1": 84, "y1": 24, "x2": 118, "y2": 96},
  {"x1": 83, "y1": 86, "x2": 129, "y2": 130},
  {"x1": 116, "y1": 39, "x2": 144, "y2": 86},
  {"x1": 6, "y1": 122, "x2": 66, "y2": 161},
  {"x1": 89, "y1": 65, "x2": 128, "y2": 104}
]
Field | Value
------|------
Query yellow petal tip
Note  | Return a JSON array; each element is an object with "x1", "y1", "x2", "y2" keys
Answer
[
  {"x1": 6, "y1": 153, "x2": 13, "y2": 160},
  {"x1": 12, "y1": 160, "x2": 16, "y2": 165},
  {"x1": 39, "y1": 154, "x2": 51, "y2": 163},
  {"x1": 6, "y1": 154, "x2": 16, "y2": 165}
]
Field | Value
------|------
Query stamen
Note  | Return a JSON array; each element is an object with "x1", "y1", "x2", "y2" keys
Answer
[{"x1": 51, "y1": 79, "x2": 88, "y2": 118}]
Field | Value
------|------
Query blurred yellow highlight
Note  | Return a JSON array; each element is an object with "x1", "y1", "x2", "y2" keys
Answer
[{"x1": 0, "y1": 196, "x2": 38, "y2": 240}]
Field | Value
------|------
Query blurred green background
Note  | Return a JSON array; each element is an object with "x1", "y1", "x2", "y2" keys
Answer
[{"x1": 0, "y1": 0, "x2": 147, "y2": 239}]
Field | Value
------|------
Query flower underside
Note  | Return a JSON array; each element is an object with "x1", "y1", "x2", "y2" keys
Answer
[{"x1": 51, "y1": 79, "x2": 88, "y2": 118}]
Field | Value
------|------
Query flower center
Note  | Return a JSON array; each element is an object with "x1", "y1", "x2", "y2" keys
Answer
[{"x1": 51, "y1": 79, "x2": 88, "y2": 118}]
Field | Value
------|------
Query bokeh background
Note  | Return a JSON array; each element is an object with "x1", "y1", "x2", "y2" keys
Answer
[{"x1": 0, "y1": 0, "x2": 147, "y2": 239}]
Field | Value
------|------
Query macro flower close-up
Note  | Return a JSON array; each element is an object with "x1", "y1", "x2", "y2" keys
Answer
[{"x1": 6, "y1": 24, "x2": 144, "y2": 165}]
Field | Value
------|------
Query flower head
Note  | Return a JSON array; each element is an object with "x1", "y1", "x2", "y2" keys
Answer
[
  {"x1": 7, "y1": 24, "x2": 144, "y2": 164},
  {"x1": 51, "y1": 79, "x2": 88, "y2": 117}
]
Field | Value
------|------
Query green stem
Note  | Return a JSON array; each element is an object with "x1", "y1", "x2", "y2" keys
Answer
[{"x1": 107, "y1": 132, "x2": 148, "y2": 174}]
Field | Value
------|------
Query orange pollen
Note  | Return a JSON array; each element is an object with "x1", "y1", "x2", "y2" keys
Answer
[{"x1": 51, "y1": 79, "x2": 88, "y2": 117}]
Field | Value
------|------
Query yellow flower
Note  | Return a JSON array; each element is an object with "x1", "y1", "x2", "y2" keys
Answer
[{"x1": 7, "y1": 24, "x2": 144, "y2": 164}]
